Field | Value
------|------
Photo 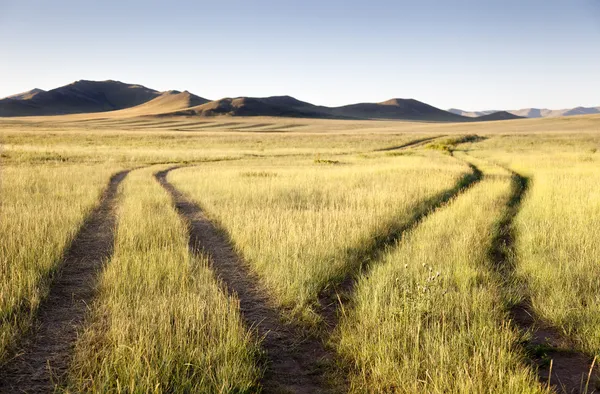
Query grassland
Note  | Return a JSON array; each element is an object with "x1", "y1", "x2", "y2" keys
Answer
[
  {"x1": 336, "y1": 157, "x2": 547, "y2": 393},
  {"x1": 168, "y1": 152, "x2": 471, "y2": 322},
  {"x1": 463, "y1": 135, "x2": 600, "y2": 356},
  {"x1": 1, "y1": 114, "x2": 599, "y2": 393},
  {"x1": 0, "y1": 163, "x2": 122, "y2": 362},
  {"x1": 66, "y1": 166, "x2": 259, "y2": 392}
]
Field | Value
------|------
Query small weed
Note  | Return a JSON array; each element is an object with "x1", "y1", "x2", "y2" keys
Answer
[
  {"x1": 240, "y1": 171, "x2": 277, "y2": 177},
  {"x1": 314, "y1": 158, "x2": 341, "y2": 165},
  {"x1": 386, "y1": 151, "x2": 415, "y2": 157}
]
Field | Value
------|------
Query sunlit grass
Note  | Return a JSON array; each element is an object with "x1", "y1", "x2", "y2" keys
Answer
[
  {"x1": 169, "y1": 153, "x2": 469, "y2": 322},
  {"x1": 336, "y1": 162, "x2": 547, "y2": 393},
  {"x1": 67, "y1": 166, "x2": 260, "y2": 393},
  {"x1": 0, "y1": 164, "x2": 121, "y2": 362},
  {"x1": 466, "y1": 135, "x2": 600, "y2": 356}
]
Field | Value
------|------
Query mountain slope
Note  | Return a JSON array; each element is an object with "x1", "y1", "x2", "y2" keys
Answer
[
  {"x1": 169, "y1": 96, "x2": 334, "y2": 118},
  {"x1": 0, "y1": 80, "x2": 160, "y2": 117},
  {"x1": 475, "y1": 111, "x2": 524, "y2": 121},
  {"x1": 3, "y1": 88, "x2": 45, "y2": 100},
  {"x1": 331, "y1": 99, "x2": 468, "y2": 121},
  {"x1": 117, "y1": 90, "x2": 209, "y2": 116}
]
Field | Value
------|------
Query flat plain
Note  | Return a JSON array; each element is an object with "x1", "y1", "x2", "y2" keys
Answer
[{"x1": 1, "y1": 114, "x2": 599, "y2": 393}]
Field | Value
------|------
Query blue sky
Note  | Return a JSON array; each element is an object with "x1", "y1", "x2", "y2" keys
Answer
[{"x1": 0, "y1": 0, "x2": 598, "y2": 110}]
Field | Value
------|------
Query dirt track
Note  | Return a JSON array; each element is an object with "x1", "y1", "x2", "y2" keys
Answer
[
  {"x1": 0, "y1": 170, "x2": 130, "y2": 393},
  {"x1": 156, "y1": 168, "x2": 341, "y2": 394},
  {"x1": 488, "y1": 168, "x2": 599, "y2": 394}
]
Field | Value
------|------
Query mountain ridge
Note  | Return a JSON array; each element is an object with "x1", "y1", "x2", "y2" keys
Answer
[{"x1": 0, "y1": 80, "x2": 539, "y2": 122}]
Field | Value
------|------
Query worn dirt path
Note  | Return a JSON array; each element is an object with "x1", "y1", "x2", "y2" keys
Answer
[
  {"x1": 156, "y1": 168, "x2": 340, "y2": 394},
  {"x1": 0, "y1": 170, "x2": 130, "y2": 394},
  {"x1": 317, "y1": 161, "x2": 483, "y2": 330},
  {"x1": 373, "y1": 135, "x2": 443, "y2": 152},
  {"x1": 486, "y1": 165, "x2": 598, "y2": 394}
]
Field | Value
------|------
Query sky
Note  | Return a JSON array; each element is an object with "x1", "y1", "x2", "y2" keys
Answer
[{"x1": 0, "y1": 0, "x2": 599, "y2": 111}]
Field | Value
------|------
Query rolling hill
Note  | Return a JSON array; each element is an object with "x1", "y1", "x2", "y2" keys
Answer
[
  {"x1": 117, "y1": 90, "x2": 209, "y2": 116},
  {"x1": 3, "y1": 88, "x2": 45, "y2": 101},
  {"x1": 0, "y1": 80, "x2": 161, "y2": 117},
  {"x1": 170, "y1": 96, "x2": 333, "y2": 118},
  {"x1": 331, "y1": 99, "x2": 467, "y2": 121},
  {"x1": 474, "y1": 111, "x2": 524, "y2": 121},
  {"x1": 0, "y1": 79, "x2": 537, "y2": 122}
]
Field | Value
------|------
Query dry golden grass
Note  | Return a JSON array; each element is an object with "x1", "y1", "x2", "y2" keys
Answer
[
  {"x1": 0, "y1": 163, "x2": 122, "y2": 362},
  {"x1": 66, "y1": 166, "x2": 260, "y2": 392},
  {"x1": 2, "y1": 113, "x2": 600, "y2": 392}
]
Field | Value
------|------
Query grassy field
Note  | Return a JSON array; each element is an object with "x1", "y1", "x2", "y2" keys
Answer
[
  {"x1": 66, "y1": 166, "x2": 259, "y2": 392},
  {"x1": 0, "y1": 115, "x2": 599, "y2": 392},
  {"x1": 0, "y1": 163, "x2": 121, "y2": 362},
  {"x1": 464, "y1": 135, "x2": 600, "y2": 355},
  {"x1": 168, "y1": 153, "x2": 469, "y2": 322}
]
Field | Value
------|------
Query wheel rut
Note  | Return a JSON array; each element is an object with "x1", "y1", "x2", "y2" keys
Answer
[
  {"x1": 374, "y1": 135, "x2": 443, "y2": 152},
  {"x1": 0, "y1": 170, "x2": 130, "y2": 394},
  {"x1": 487, "y1": 166, "x2": 599, "y2": 394},
  {"x1": 155, "y1": 168, "x2": 340, "y2": 394},
  {"x1": 317, "y1": 161, "x2": 483, "y2": 330}
]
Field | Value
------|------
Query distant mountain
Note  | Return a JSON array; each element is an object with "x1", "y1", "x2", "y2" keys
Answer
[
  {"x1": 330, "y1": 99, "x2": 467, "y2": 121},
  {"x1": 118, "y1": 90, "x2": 209, "y2": 116},
  {"x1": 170, "y1": 96, "x2": 469, "y2": 121},
  {"x1": 169, "y1": 96, "x2": 334, "y2": 118},
  {"x1": 451, "y1": 106, "x2": 600, "y2": 118},
  {"x1": 0, "y1": 80, "x2": 160, "y2": 117},
  {"x1": 1, "y1": 79, "x2": 526, "y2": 122},
  {"x1": 475, "y1": 111, "x2": 524, "y2": 121}
]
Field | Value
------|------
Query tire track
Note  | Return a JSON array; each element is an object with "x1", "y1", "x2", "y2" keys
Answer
[
  {"x1": 373, "y1": 135, "x2": 443, "y2": 152},
  {"x1": 317, "y1": 159, "x2": 483, "y2": 330},
  {"x1": 0, "y1": 170, "x2": 130, "y2": 393},
  {"x1": 485, "y1": 165, "x2": 599, "y2": 394},
  {"x1": 155, "y1": 168, "x2": 341, "y2": 394}
]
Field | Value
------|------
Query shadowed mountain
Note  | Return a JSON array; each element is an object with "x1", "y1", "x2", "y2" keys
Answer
[
  {"x1": 1, "y1": 80, "x2": 528, "y2": 122},
  {"x1": 169, "y1": 96, "x2": 337, "y2": 118},
  {"x1": 330, "y1": 99, "x2": 468, "y2": 121},
  {"x1": 172, "y1": 96, "x2": 471, "y2": 121},
  {"x1": 475, "y1": 111, "x2": 524, "y2": 121},
  {"x1": 0, "y1": 80, "x2": 160, "y2": 117}
]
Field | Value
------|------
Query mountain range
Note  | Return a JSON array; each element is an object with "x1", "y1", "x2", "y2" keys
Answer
[
  {"x1": 0, "y1": 79, "x2": 526, "y2": 122},
  {"x1": 449, "y1": 106, "x2": 600, "y2": 118}
]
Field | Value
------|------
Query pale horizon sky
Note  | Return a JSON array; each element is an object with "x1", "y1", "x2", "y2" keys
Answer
[{"x1": 0, "y1": 0, "x2": 599, "y2": 111}]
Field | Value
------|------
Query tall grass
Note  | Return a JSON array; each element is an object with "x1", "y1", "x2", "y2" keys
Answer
[
  {"x1": 0, "y1": 163, "x2": 121, "y2": 363},
  {"x1": 336, "y1": 162, "x2": 547, "y2": 393},
  {"x1": 168, "y1": 153, "x2": 470, "y2": 322},
  {"x1": 467, "y1": 135, "x2": 600, "y2": 356},
  {"x1": 67, "y1": 166, "x2": 260, "y2": 393}
]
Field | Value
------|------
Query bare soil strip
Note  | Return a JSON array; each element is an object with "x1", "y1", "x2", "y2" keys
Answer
[
  {"x1": 155, "y1": 168, "x2": 341, "y2": 394},
  {"x1": 317, "y1": 162, "x2": 483, "y2": 330},
  {"x1": 0, "y1": 170, "x2": 130, "y2": 393},
  {"x1": 489, "y1": 169, "x2": 599, "y2": 394},
  {"x1": 374, "y1": 135, "x2": 443, "y2": 152}
]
